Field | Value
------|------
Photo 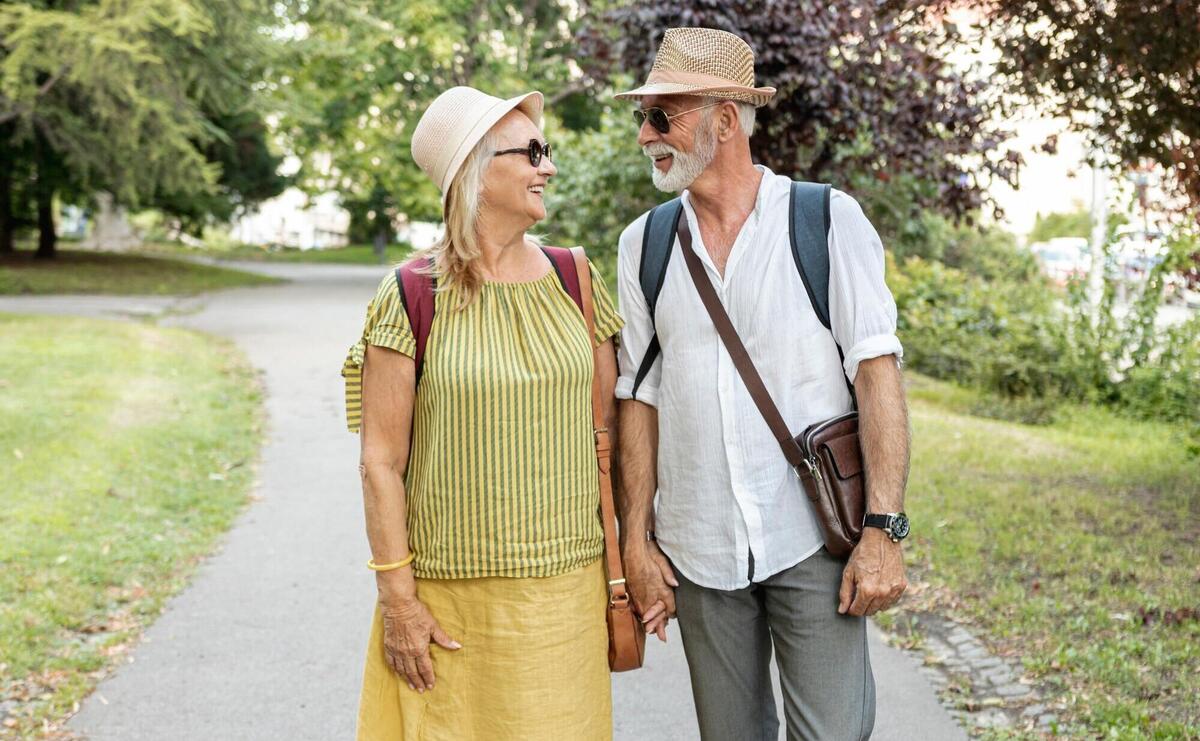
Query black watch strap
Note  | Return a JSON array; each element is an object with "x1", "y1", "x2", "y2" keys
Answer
[
  {"x1": 863, "y1": 514, "x2": 893, "y2": 529},
  {"x1": 863, "y1": 512, "x2": 909, "y2": 541}
]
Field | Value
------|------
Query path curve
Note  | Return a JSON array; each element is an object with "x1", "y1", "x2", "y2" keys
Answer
[{"x1": 3, "y1": 261, "x2": 964, "y2": 740}]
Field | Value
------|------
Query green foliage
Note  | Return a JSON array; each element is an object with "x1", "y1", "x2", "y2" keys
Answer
[
  {"x1": 275, "y1": 0, "x2": 588, "y2": 242},
  {"x1": 890, "y1": 223, "x2": 1200, "y2": 437},
  {"x1": 0, "y1": 0, "x2": 285, "y2": 251},
  {"x1": 1028, "y1": 209, "x2": 1091, "y2": 243},
  {"x1": 543, "y1": 103, "x2": 664, "y2": 267}
]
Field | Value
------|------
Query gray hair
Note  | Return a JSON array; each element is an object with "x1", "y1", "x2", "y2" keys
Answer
[{"x1": 704, "y1": 98, "x2": 757, "y2": 137}]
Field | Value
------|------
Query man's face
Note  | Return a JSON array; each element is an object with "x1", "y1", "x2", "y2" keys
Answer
[{"x1": 636, "y1": 95, "x2": 718, "y2": 193}]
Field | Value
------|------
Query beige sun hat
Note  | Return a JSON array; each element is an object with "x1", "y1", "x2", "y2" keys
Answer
[
  {"x1": 410, "y1": 86, "x2": 544, "y2": 196},
  {"x1": 614, "y1": 27, "x2": 776, "y2": 107}
]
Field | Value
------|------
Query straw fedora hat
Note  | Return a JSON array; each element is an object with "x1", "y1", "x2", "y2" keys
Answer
[
  {"x1": 411, "y1": 86, "x2": 544, "y2": 196},
  {"x1": 615, "y1": 27, "x2": 776, "y2": 107}
]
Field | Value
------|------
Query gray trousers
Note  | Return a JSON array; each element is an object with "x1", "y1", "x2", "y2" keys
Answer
[{"x1": 673, "y1": 547, "x2": 876, "y2": 741}]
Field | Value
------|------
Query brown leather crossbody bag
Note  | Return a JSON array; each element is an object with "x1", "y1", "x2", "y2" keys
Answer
[
  {"x1": 571, "y1": 247, "x2": 646, "y2": 672},
  {"x1": 676, "y1": 218, "x2": 865, "y2": 558}
]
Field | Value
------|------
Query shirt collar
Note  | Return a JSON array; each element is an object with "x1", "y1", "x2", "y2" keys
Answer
[{"x1": 682, "y1": 164, "x2": 777, "y2": 221}]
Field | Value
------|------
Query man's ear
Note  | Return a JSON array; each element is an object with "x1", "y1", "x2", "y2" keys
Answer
[{"x1": 716, "y1": 101, "x2": 740, "y2": 142}]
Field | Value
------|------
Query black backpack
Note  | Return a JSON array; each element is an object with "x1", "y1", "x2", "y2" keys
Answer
[{"x1": 628, "y1": 181, "x2": 850, "y2": 401}]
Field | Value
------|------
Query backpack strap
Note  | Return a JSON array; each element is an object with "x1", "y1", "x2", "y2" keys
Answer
[
  {"x1": 631, "y1": 198, "x2": 684, "y2": 400},
  {"x1": 788, "y1": 181, "x2": 856, "y2": 403},
  {"x1": 541, "y1": 245, "x2": 584, "y2": 314},
  {"x1": 788, "y1": 181, "x2": 833, "y2": 329},
  {"x1": 396, "y1": 249, "x2": 585, "y2": 386},
  {"x1": 394, "y1": 256, "x2": 436, "y2": 382}
]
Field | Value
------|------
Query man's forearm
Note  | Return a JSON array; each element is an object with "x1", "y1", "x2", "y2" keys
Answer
[
  {"x1": 616, "y1": 399, "x2": 658, "y2": 549},
  {"x1": 854, "y1": 355, "x2": 910, "y2": 513}
]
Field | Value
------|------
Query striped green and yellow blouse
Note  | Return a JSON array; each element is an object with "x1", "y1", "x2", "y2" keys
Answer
[{"x1": 341, "y1": 259, "x2": 623, "y2": 580}]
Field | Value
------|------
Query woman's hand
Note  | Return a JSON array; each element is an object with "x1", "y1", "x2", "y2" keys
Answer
[{"x1": 379, "y1": 595, "x2": 462, "y2": 692}]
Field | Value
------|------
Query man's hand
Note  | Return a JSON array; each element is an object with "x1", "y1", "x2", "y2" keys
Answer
[
  {"x1": 838, "y1": 528, "x2": 907, "y2": 616},
  {"x1": 623, "y1": 541, "x2": 679, "y2": 641}
]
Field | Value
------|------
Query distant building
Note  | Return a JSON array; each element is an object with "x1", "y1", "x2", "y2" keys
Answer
[{"x1": 229, "y1": 188, "x2": 350, "y2": 250}]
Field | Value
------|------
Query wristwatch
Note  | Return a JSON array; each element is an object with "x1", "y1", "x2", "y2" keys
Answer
[{"x1": 863, "y1": 512, "x2": 910, "y2": 542}]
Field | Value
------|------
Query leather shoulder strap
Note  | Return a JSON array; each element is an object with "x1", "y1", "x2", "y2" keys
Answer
[
  {"x1": 677, "y1": 217, "x2": 806, "y2": 468},
  {"x1": 541, "y1": 245, "x2": 584, "y2": 314},
  {"x1": 570, "y1": 246, "x2": 629, "y2": 610},
  {"x1": 394, "y1": 256, "x2": 436, "y2": 382}
]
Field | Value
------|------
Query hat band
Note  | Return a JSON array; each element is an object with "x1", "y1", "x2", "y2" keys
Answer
[{"x1": 646, "y1": 68, "x2": 755, "y2": 90}]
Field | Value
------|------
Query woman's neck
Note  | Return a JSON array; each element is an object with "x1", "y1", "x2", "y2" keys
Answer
[{"x1": 474, "y1": 211, "x2": 536, "y2": 281}]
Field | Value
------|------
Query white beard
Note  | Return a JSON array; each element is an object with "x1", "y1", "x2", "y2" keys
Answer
[{"x1": 644, "y1": 121, "x2": 717, "y2": 193}]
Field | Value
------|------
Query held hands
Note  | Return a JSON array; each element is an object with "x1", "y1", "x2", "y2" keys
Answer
[
  {"x1": 379, "y1": 595, "x2": 462, "y2": 692},
  {"x1": 838, "y1": 528, "x2": 908, "y2": 616},
  {"x1": 623, "y1": 541, "x2": 679, "y2": 642}
]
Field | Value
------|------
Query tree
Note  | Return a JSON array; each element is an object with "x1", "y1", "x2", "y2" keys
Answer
[
  {"x1": 0, "y1": 0, "x2": 283, "y2": 257},
  {"x1": 274, "y1": 0, "x2": 594, "y2": 253},
  {"x1": 149, "y1": 110, "x2": 289, "y2": 234},
  {"x1": 577, "y1": 0, "x2": 1019, "y2": 223},
  {"x1": 910, "y1": 0, "x2": 1200, "y2": 222}
]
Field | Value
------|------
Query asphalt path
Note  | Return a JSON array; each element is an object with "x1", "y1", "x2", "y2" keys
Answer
[{"x1": 2, "y1": 260, "x2": 964, "y2": 740}]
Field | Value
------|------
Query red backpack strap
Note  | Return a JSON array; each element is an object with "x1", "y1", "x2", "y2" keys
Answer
[
  {"x1": 541, "y1": 246, "x2": 584, "y2": 315},
  {"x1": 394, "y1": 256, "x2": 436, "y2": 381}
]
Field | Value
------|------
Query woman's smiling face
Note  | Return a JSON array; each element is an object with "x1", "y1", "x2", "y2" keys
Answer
[{"x1": 481, "y1": 110, "x2": 557, "y2": 227}]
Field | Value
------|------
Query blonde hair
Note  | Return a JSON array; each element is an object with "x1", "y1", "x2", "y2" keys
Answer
[{"x1": 416, "y1": 131, "x2": 496, "y2": 309}]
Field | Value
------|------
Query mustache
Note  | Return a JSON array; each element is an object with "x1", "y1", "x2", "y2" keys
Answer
[{"x1": 642, "y1": 143, "x2": 678, "y2": 158}]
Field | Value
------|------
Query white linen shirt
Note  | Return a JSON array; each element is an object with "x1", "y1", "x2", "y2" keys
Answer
[{"x1": 615, "y1": 166, "x2": 903, "y2": 590}]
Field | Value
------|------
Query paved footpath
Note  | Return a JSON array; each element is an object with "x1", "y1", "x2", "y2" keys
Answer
[{"x1": 2, "y1": 262, "x2": 964, "y2": 740}]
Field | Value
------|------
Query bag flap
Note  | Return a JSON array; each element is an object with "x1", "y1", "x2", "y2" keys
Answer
[{"x1": 823, "y1": 433, "x2": 863, "y2": 480}]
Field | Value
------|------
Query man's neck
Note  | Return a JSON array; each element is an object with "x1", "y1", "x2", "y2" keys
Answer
[{"x1": 686, "y1": 156, "x2": 762, "y2": 230}]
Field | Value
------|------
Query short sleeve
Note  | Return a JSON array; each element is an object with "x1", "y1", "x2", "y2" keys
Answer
[
  {"x1": 340, "y1": 271, "x2": 417, "y2": 433},
  {"x1": 588, "y1": 259, "x2": 624, "y2": 346},
  {"x1": 826, "y1": 189, "x2": 904, "y2": 383}
]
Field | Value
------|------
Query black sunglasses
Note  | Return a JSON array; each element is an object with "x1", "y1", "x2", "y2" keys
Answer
[
  {"x1": 633, "y1": 103, "x2": 720, "y2": 134},
  {"x1": 493, "y1": 139, "x2": 553, "y2": 167}
]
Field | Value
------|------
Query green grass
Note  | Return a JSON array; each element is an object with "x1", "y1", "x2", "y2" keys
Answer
[
  {"x1": 0, "y1": 248, "x2": 281, "y2": 295},
  {"x1": 144, "y1": 241, "x2": 413, "y2": 265},
  {"x1": 0, "y1": 314, "x2": 263, "y2": 737},
  {"x1": 899, "y1": 375, "x2": 1200, "y2": 738}
]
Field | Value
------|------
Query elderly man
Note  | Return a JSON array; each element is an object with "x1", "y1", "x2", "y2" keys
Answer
[{"x1": 613, "y1": 27, "x2": 911, "y2": 740}]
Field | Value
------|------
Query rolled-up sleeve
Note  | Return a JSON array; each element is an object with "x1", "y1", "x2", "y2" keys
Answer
[
  {"x1": 826, "y1": 189, "x2": 904, "y2": 383},
  {"x1": 614, "y1": 214, "x2": 662, "y2": 407}
]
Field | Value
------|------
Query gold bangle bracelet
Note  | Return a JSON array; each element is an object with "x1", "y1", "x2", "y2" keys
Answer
[{"x1": 367, "y1": 553, "x2": 415, "y2": 571}]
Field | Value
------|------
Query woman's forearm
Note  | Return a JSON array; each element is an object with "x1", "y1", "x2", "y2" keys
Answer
[{"x1": 361, "y1": 461, "x2": 417, "y2": 602}]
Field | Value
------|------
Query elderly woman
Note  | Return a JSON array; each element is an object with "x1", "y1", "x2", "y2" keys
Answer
[{"x1": 341, "y1": 86, "x2": 623, "y2": 740}]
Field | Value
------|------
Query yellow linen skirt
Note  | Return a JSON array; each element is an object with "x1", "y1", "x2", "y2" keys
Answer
[{"x1": 356, "y1": 558, "x2": 612, "y2": 741}]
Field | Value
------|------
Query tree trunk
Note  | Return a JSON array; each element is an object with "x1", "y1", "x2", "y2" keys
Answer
[
  {"x1": 372, "y1": 227, "x2": 388, "y2": 265},
  {"x1": 0, "y1": 169, "x2": 13, "y2": 254},
  {"x1": 33, "y1": 130, "x2": 56, "y2": 259},
  {"x1": 33, "y1": 159, "x2": 56, "y2": 259},
  {"x1": 35, "y1": 185, "x2": 56, "y2": 259}
]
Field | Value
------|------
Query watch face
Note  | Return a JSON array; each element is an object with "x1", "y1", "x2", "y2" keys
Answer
[{"x1": 891, "y1": 513, "x2": 910, "y2": 540}]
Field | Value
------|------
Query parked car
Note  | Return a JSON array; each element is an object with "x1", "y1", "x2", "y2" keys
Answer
[{"x1": 1030, "y1": 237, "x2": 1090, "y2": 285}]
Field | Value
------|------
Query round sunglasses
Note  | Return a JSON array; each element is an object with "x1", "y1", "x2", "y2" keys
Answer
[
  {"x1": 493, "y1": 139, "x2": 553, "y2": 168},
  {"x1": 633, "y1": 103, "x2": 721, "y2": 135}
]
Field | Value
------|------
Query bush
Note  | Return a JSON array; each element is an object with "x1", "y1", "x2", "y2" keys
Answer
[{"x1": 890, "y1": 223, "x2": 1200, "y2": 439}]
